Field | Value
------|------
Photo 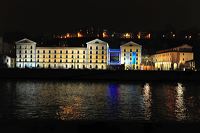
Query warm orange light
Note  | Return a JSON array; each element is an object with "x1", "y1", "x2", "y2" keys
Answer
[
  {"x1": 77, "y1": 32, "x2": 83, "y2": 38},
  {"x1": 137, "y1": 32, "x2": 141, "y2": 39},
  {"x1": 103, "y1": 32, "x2": 108, "y2": 38}
]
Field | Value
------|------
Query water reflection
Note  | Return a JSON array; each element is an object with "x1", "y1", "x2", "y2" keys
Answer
[
  {"x1": 0, "y1": 80, "x2": 199, "y2": 121},
  {"x1": 175, "y1": 83, "x2": 186, "y2": 121},
  {"x1": 143, "y1": 83, "x2": 152, "y2": 120}
]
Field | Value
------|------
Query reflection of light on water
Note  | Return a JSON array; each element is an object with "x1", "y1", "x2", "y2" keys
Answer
[
  {"x1": 143, "y1": 83, "x2": 152, "y2": 120},
  {"x1": 56, "y1": 96, "x2": 84, "y2": 120},
  {"x1": 175, "y1": 83, "x2": 186, "y2": 121}
]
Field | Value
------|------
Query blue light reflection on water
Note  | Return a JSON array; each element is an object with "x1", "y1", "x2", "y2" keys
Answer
[{"x1": 0, "y1": 81, "x2": 200, "y2": 121}]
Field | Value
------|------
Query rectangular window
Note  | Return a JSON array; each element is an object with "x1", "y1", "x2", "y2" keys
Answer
[
  {"x1": 90, "y1": 60, "x2": 92, "y2": 63},
  {"x1": 96, "y1": 56, "x2": 98, "y2": 59},
  {"x1": 96, "y1": 46, "x2": 98, "y2": 50},
  {"x1": 96, "y1": 51, "x2": 98, "y2": 54},
  {"x1": 102, "y1": 56, "x2": 104, "y2": 59},
  {"x1": 90, "y1": 51, "x2": 92, "y2": 54},
  {"x1": 83, "y1": 51, "x2": 85, "y2": 54},
  {"x1": 54, "y1": 55, "x2": 56, "y2": 58},
  {"x1": 43, "y1": 50, "x2": 45, "y2": 54},
  {"x1": 102, "y1": 46, "x2": 104, "y2": 50},
  {"x1": 102, "y1": 51, "x2": 104, "y2": 54}
]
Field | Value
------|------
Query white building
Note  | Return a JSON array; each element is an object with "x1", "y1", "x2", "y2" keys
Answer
[
  {"x1": 120, "y1": 41, "x2": 142, "y2": 70},
  {"x1": 16, "y1": 38, "x2": 142, "y2": 70}
]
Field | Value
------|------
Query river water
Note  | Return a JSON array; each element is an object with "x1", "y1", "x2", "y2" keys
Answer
[{"x1": 0, "y1": 80, "x2": 200, "y2": 121}]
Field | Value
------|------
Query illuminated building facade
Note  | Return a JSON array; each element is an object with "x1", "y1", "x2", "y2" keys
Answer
[
  {"x1": 152, "y1": 44, "x2": 194, "y2": 70},
  {"x1": 16, "y1": 38, "x2": 142, "y2": 70},
  {"x1": 120, "y1": 42, "x2": 142, "y2": 70}
]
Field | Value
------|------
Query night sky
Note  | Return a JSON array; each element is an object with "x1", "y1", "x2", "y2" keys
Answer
[{"x1": 0, "y1": 0, "x2": 199, "y2": 33}]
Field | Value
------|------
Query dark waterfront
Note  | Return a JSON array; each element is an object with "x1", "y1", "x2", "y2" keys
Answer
[{"x1": 0, "y1": 80, "x2": 200, "y2": 122}]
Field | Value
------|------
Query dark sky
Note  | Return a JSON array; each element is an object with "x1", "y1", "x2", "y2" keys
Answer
[{"x1": 0, "y1": 0, "x2": 199, "y2": 33}]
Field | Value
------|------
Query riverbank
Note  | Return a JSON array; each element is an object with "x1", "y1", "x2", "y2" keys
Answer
[
  {"x1": 0, "y1": 69, "x2": 200, "y2": 81},
  {"x1": 0, "y1": 68, "x2": 198, "y2": 81}
]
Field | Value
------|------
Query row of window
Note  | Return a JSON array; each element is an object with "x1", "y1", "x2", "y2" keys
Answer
[
  {"x1": 18, "y1": 46, "x2": 33, "y2": 49},
  {"x1": 19, "y1": 55, "x2": 106, "y2": 59},
  {"x1": 90, "y1": 46, "x2": 105, "y2": 50},
  {"x1": 124, "y1": 49, "x2": 139, "y2": 52},
  {"x1": 18, "y1": 59, "x2": 105, "y2": 63},
  {"x1": 19, "y1": 64, "x2": 104, "y2": 69},
  {"x1": 123, "y1": 53, "x2": 139, "y2": 56}
]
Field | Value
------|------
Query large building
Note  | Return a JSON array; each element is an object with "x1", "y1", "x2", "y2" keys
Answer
[
  {"x1": 152, "y1": 44, "x2": 194, "y2": 70},
  {"x1": 16, "y1": 38, "x2": 142, "y2": 70}
]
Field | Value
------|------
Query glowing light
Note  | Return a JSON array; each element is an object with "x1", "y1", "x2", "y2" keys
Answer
[
  {"x1": 77, "y1": 32, "x2": 83, "y2": 38},
  {"x1": 103, "y1": 32, "x2": 108, "y2": 38},
  {"x1": 175, "y1": 83, "x2": 186, "y2": 121},
  {"x1": 124, "y1": 33, "x2": 131, "y2": 38},
  {"x1": 137, "y1": 32, "x2": 141, "y2": 39},
  {"x1": 143, "y1": 83, "x2": 152, "y2": 120}
]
